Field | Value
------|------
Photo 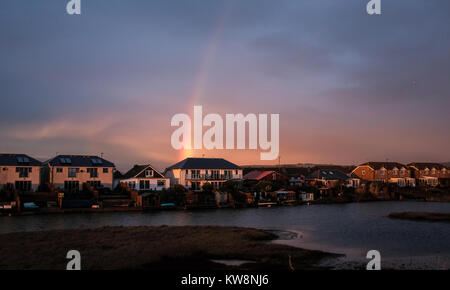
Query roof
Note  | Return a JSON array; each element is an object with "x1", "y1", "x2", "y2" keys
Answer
[
  {"x1": 408, "y1": 163, "x2": 447, "y2": 170},
  {"x1": 244, "y1": 170, "x2": 280, "y2": 180},
  {"x1": 122, "y1": 164, "x2": 165, "y2": 179},
  {"x1": 306, "y1": 169, "x2": 349, "y2": 180},
  {"x1": 357, "y1": 162, "x2": 407, "y2": 170},
  {"x1": 0, "y1": 154, "x2": 41, "y2": 166},
  {"x1": 45, "y1": 155, "x2": 115, "y2": 167},
  {"x1": 166, "y1": 158, "x2": 241, "y2": 170}
]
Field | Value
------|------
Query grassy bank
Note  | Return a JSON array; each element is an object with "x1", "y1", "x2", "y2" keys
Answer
[
  {"x1": 0, "y1": 226, "x2": 336, "y2": 270},
  {"x1": 388, "y1": 212, "x2": 450, "y2": 222}
]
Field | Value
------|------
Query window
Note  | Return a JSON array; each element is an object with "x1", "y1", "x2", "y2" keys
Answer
[
  {"x1": 431, "y1": 169, "x2": 436, "y2": 175},
  {"x1": 16, "y1": 167, "x2": 31, "y2": 178},
  {"x1": 2, "y1": 168, "x2": 7, "y2": 171},
  {"x1": 87, "y1": 181, "x2": 101, "y2": 188},
  {"x1": 140, "y1": 180, "x2": 145, "y2": 189},
  {"x1": 91, "y1": 158, "x2": 103, "y2": 165},
  {"x1": 145, "y1": 170, "x2": 153, "y2": 177},
  {"x1": 361, "y1": 170, "x2": 366, "y2": 176},
  {"x1": 393, "y1": 169, "x2": 398, "y2": 176},
  {"x1": 68, "y1": 168, "x2": 78, "y2": 178},
  {"x1": 103, "y1": 168, "x2": 109, "y2": 173},
  {"x1": 64, "y1": 181, "x2": 79, "y2": 192},
  {"x1": 56, "y1": 168, "x2": 63, "y2": 173},
  {"x1": 87, "y1": 168, "x2": 98, "y2": 178},
  {"x1": 15, "y1": 181, "x2": 32, "y2": 192},
  {"x1": 380, "y1": 169, "x2": 385, "y2": 176},
  {"x1": 157, "y1": 180, "x2": 166, "y2": 187},
  {"x1": 145, "y1": 180, "x2": 150, "y2": 189}
]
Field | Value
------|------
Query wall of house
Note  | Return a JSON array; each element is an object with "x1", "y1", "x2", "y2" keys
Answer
[
  {"x1": 120, "y1": 178, "x2": 170, "y2": 191},
  {"x1": 0, "y1": 166, "x2": 40, "y2": 191},
  {"x1": 412, "y1": 168, "x2": 449, "y2": 179},
  {"x1": 48, "y1": 166, "x2": 114, "y2": 190},
  {"x1": 352, "y1": 166, "x2": 375, "y2": 181}
]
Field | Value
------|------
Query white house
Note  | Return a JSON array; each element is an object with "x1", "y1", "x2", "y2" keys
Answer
[
  {"x1": 164, "y1": 157, "x2": 243, "y2": 190},
  {"x1": 120, "y1": 164, "x2": 170, "y2": 191}
]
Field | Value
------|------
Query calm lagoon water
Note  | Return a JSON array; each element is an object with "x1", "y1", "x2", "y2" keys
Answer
[{"x1": 2, "y1": 201, "x2": 450, "y2": 269}]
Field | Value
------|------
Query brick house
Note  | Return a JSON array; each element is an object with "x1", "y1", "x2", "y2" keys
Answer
[
  {"x1": 243, "y1": 170, "x2": 288, "y2": 183},
  {"x1": 42, "y1": 155, "x2": 115, "y2": 192},
  {"x1": 408, "y1": 163, "x2": 449, "y2": 187},
  {"x1": 351, "y1": 162, "x2": 414, "y2": 186},
  {"x1": 0, "y1": 154, "x2": 41, "y2": 192}
]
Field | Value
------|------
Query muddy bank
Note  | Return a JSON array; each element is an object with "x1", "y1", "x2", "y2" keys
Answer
[
  {"x1": 388, "y1": 212, "x2": 450, "y2": 222},
  {"x1": 0, "y1": 226, "x2": 336, "y2": 270}
]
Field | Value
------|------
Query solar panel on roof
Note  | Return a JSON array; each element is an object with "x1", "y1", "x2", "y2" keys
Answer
[
  {"x1": 96, "y1": 159, "x2": 103, "y2": 164},
  {"x1": 23, "y1": 157, "x2": 30, "y2": 162},
  {"x1": 60, "y1": 158, "x2": 66, "y2": 164},
  {"x1": 65, "y1": 158, "x2": 72, "y2": 164},
  {"x1": 91, "y1": 158, "x2": 98, "y2": 164},
  {"x1": 17, "y1": 156, "x2": 24, "y2": 163}
]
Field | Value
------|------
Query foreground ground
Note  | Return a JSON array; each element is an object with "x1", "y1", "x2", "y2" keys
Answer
[
  {"x1": 0, "y1": 226, "x2": 336, "y2": 270},
  {"x1": 388, "y1": 212, "x2": 450, "y2": 222}
]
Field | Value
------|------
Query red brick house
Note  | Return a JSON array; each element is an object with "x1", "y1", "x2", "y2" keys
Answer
[
  {"x1": 351, "y1": 162, "x2": 412, "y2": 183},
  {"x1": 408, "y1": 163, "x2": 448, "y2": 178}
]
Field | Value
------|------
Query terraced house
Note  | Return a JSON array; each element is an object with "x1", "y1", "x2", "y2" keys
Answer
[
  {"x1": 120, "y1": 164, "x2": 170, "y2": 191},
  {"x1": 164, "y1": 157, "x2": 243, "y2": 190},
  {"x1": 42, "y1": 155, "x2": 115, "y2": 191},
  {"x1": 351, "y1": 162, "x2": 415, "y2": 187},
  {"x1": 0, "y1": 154, "x2": 41, "y2": 192},
  {"x1": 408, "y1": 162, "x2": 449, "y2": 187}
]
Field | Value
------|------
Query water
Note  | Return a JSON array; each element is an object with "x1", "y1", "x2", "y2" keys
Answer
[{"x1": 1, "y1": 201, "x2": 450, "y2": 269}]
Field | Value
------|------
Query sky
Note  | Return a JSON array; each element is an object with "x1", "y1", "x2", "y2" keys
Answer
[{"x1": 1, "y1": 0, "x2": 449, "y2": 172}]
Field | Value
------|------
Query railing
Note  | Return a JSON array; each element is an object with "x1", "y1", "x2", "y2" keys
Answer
[{"x1": 185, "y1": 174, "x2": 238, "y2": 180}]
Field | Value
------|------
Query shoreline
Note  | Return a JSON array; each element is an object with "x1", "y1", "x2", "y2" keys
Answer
[
  {"x1": 0, "y1": 225, "x2": 338, "y2": 270},
  {"x1": 2, "y1": 198, "x2": 448, "y2": 217}
]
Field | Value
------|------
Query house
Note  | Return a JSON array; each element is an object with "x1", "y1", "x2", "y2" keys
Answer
[
  {"x1": 408, "y1": 162, "x2": 448, "y2": 179},
  {"x1": 351, "y1": 162, "x2": 411, "y2": 182},
  {"x1": 42, "y1": 155, "x2": 115, "y2": 192},
  {"x1": 306, "y1": 169, "x2": 349, "y2": 188},
  {"x1": 300, "y1": 192, "x2": 314, "y2": 202},
  {"x1": 0, "y1": 154, "x2": 41, "y2": 192},
  {"x1": 120, "y1": 164, "x2": 170, "y2": 191},
  {"x1": 274, "y1": 189, "x2": 296, "y2": 203},
  {"x1": 243, "y1": 170, "x2": 288, "y2": 183},
  {"x1": 164, "y1": 157, "x2": 243, "y2": 190}
]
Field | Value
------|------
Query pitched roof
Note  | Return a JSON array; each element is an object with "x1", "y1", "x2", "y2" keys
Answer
[
  {"x1": 0, "y1": 154, "x2": 41, "y2": 166},
  {"x1": 166, "y1": 158, "x2": 241, "y2": 170},
  {"x1": 45, "y1": 155, "x2": 115, "y2": 167},
  {"x1": 408, "y1": 163, "x2": 447, "y2": 170},
  {"x1": 306, "y1": 169, "x2": 349, "y2": 180},
  {"x1": 357, "y1": 162, "x2": 407, "y2": 170},
  {"x1": 244, "y1": 170, "x2": 279, "y2": 180},
  {"x1": 122, "y1": 164, "x2": 165, "y2": 179}
]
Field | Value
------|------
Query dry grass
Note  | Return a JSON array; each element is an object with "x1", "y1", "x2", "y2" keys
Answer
[{"x1": 0, "y1": 226, "x2": 334, "y2": 270}]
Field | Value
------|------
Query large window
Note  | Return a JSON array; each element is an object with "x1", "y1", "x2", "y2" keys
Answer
[
  {"x1": 15, "y1": 181, "x2": 31, "y2": 192},
  {"x1": 87, "y1": 181, "x2": 101, "y2": 188},
  {"x1": 64, "y1": 181, "x2": 79, "y2": 192},
  {"x1": 87, "y1": 168, "x2": 98, "y2": 178},
  {"x1": 68, "y1": 168, "x2": 79, "y2": 178},
  {"x1": 157, "y1": 180, "x2": 166, "y2": 187},
  {"x1": 16, "y1": 167, "x2": 31, "y2": 178}
]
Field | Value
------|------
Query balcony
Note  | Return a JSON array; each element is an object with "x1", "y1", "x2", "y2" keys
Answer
[{"x1": 185, "y1": 174, "x2": 236, "y2": 181}]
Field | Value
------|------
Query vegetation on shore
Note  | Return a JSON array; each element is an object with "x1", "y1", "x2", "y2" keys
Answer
[
  {"x1": 0, "y1": 226, "x2": 337, "y2": 270},
  {"x1": 388, "y1": 212, "x2": 450, "y2": 222}
]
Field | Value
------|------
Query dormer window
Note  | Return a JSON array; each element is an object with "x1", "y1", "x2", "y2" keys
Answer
[
  {"x1": 393, "y1": 168, "x2": 398, "y2": 175},
  {"x1": 145, "y1": 170, "x2": 153, "y2": 177},
  {"x1": 424, "y1": 168, "x2": 430, "y2": 175},
  {"x1": 400, "y1": 168, "x2": 406, "y2": 175},
  {"x1": 379, "y1": 168, "x2": 386, "y2": 176},
  {"x1": 431, "y1": 168, "x2": 436, "y2": 175}
]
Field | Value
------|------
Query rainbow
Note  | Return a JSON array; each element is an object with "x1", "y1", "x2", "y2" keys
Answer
[{"x1": 178, "y1": 4, "x2": 232, "y2": 160}]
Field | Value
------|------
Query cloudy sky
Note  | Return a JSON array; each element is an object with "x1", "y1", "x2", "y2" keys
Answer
[{"x1": 1, "y1": 0, "x2": 449, "y2": 171}]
